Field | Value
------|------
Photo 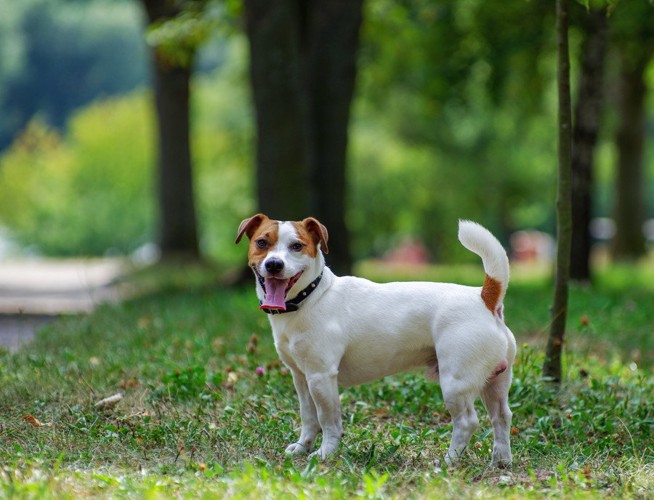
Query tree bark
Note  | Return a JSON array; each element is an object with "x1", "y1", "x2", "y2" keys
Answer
[
  {"x1": 142, "y1": 0, "x2": 200, "y2": 259},
  {"x1": 304, "y1": 0, "x2": 362, "y2": 276},
  {"x1": 570, "y1": 7, "x2": 608, "y2": 283},
  {"x1": 543, "y1": 0, "x2": 572, "y2": 384},
  {"x1": 244, "y1": 0, "x2": 312, "y2": 221},
  {"x1": 612, "y1": 50, "x2": 649, "y2": 261},
  {"x1": 244, "y1": 0, "x2": 362, "y2": 275}
]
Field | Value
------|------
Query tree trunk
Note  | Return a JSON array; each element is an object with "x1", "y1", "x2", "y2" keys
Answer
[
  {"x1": 612, "y1": 50, "x2": 649, "y2": 261},
  {"x1": 142, "y1": 0, "x2": 200, "y2": 259},
  {"x1": 244, "y1": 0, "x2": 362, "y2": 275},
  {"x1": 570, "y1": 7, "x2": 608, "y2": 283},
  {"x1": 244, "y1": 0, "x2": 312, "y2": 221},
  {"x1": 543, "y1": 0, "x2": 572, "y2": 384},
  {"x1": 304, "y1": 0, "x2": 362, "y2": 276}
]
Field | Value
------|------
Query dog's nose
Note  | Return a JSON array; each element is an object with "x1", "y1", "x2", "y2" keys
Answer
[{"x1": 265, "y1": 258, "x2": 285, "y2": 274}]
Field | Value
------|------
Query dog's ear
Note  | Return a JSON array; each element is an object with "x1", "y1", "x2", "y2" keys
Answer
[
  {"x1": 302, "y1": 217, "x2": 329, "y2": 254},
  {"x1": 236, "y1": 214, "x2": 268, "y2": 244}
]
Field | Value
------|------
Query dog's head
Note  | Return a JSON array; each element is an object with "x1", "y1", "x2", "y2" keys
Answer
[{"x1": 236, "y1": 214, "x2": 329, "y2": 311}]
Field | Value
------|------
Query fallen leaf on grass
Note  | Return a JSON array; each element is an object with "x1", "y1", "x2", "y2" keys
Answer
[
  {"x1": 119, "y1": 378, "x2": 141, "y2": 389},
  {"x1": 94, "y1": 393, "x2": 123, "y2": 409},
  {"x1": 23, "y1": 415, "x2": 52, "y2": 427}
]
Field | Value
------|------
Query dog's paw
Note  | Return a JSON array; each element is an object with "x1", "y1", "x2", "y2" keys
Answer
[
  {"x1": 307, "y1": 449, "x2": 328, "y2": 460},
  {"x1": 443, "y1": 452, "x2": 459, "y2": 468},
  {"x1": 285, "y1": 442, "x2": 309, "y2": 455},
  {"x1": 307, "y1": 442, "x2": 338, "y2": 460},
  {"x1": 491, "y1": 451, "x2": 512, "y2": 469}
]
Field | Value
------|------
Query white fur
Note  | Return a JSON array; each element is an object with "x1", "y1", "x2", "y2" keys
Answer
[
  {"x1": 458, "y1": 219, "x2": 510, "y2": 305},
  {"x1": 254, "y1": 219, "x2": 516, "y2": 467}
]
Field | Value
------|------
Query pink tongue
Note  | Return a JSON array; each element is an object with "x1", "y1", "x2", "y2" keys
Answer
[{"x1": 262, "y1": 278, "x2": 289, "y2": 310}]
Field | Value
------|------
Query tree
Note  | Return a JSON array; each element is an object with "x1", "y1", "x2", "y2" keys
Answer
[
  {"x1": 610, "y1": 0, "x2": 654, "y2": 261},
  {"x1": 244, "y1": 0, "x2": 363, "y2": 275},
  {"x1": 543, "y1": 0, "x2": 572, "y2": 384},
  {"x1": 141, "y1": 0, "x2": 201, "y2": 259},
  {"x1": 353, "y1": 0, "x2": 556, "y2": 258},
  {"x1": 570, "y1": 5, "x2": 609, "y2": 283}
]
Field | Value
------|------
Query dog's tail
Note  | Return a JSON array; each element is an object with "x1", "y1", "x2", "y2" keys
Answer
[{"x1": 458, "y1": 220, "x2": 509, "y2": 317}]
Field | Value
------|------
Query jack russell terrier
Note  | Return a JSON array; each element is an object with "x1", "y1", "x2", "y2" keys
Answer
[{"x1": 236, "y1": 214, "x2": 516, "y2": 467}]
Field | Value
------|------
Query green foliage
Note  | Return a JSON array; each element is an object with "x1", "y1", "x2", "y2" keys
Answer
[
  {"x1": 350, "y1": 0, "x2": 561, "y2": 259},
  {"x1": 0, "y1": 92, "x2": 155, "y2": 255},
  {"x1": 145, "y1": 0, "x2": 244, "y2": 69},
  {"x1": 192, "y1": 40, "x2": 254, "y2": 265},
  {"x1": 0, "y1": 40, "x2": 253, "y2": 262},
  {"x1": 0, "y1": 0, "x2": 148, "y2": 149},
  {"x1": 349, "y1": 97, "x2": 558, "y2": 260},
  {"x1": 610, "y1": 0, "x2": 654, "y2": 68},
  {"x1": 0, "y1": 266, "x2": 652, "y2": 497},
  {"x1": 0, "y1": 0, "x2": 652, "y2": 263},
  {"x1": 146, "y1": 2, "x2": 214, "y2": 68}
]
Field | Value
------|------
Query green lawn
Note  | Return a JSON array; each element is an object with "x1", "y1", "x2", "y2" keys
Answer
[{"x1": 1, "y1": 262, "x2": 652, "y2": 498}]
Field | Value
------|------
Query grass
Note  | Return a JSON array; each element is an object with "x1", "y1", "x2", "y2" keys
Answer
[{"x1": 0, "y1": 261, "x2": 653, "y2": 498}]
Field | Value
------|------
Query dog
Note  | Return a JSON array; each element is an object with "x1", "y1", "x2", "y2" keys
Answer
[{"x1": 236, "y1": 214, "x2": 516, "y2": 467}]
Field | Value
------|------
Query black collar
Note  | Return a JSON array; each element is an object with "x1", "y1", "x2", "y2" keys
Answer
[{"x1": 258, "y1": 271, "x2": 323, "y2": 315}]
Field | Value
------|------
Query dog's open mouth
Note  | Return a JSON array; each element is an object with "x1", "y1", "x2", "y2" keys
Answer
[{"x1": 260, "y1": 271, "x2": 303, "y2": 311}]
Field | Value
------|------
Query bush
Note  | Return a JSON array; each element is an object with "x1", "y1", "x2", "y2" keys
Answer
[
  {"x1": 0, "y1": 92, "x2": 154, "y2": 255},
  {"x1": 0, "y1": 40, "x2": 254, "y2": 263}
]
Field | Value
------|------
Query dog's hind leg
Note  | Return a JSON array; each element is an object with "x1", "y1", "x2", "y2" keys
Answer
[
  {"x1": 285, "y1": 369, "x2": 321, "y2": 455},
  {"x1": 440, "y1": 378, "x2": 480, "y2": 466},
  {"x1": 481, "y1": 368, "x2": 513, "y2": 467}
]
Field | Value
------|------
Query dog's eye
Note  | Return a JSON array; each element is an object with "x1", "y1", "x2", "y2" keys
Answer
[
  {"x1": 290, "y1": 242, "x2": 304, "y2": 252},
  {"x1": 255, "y1": 239, "x2": 268, "y2": 249}
]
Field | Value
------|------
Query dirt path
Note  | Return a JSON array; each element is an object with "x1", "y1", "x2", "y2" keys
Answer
[{"x1": 0, "y1": 259, "x2": 126, "y2": 352}]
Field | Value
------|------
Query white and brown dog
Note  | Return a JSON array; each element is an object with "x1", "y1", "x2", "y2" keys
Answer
[{"x1": 236, "y1": 214, "x2": 516, "y2": 467}]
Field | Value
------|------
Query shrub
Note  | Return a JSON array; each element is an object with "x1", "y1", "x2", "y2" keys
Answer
[
  {"x1": 0, "y1": 92, "x2": 155, "y2": 255},
  {"x1": 0, "y1": 40, "x2": 254, "y2": 262}
]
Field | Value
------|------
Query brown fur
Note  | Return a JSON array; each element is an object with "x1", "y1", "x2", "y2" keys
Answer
[
  {"x1": 235, "y1": 213, "x2": 280, "y2": 267},
  {"x1": 247, "y1": 219, "x2": 279, "y2": 267},
  {"x1": 294, "y1": 218, "x2": 330, "y2": 257},
  {"x1": 481, "y1": 274, "x2": 502, "y2": 313}
]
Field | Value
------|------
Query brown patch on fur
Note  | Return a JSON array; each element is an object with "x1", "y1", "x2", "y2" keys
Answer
[
  {"x1": 236, "y1": 213, "x2": 267, "y2": 244},
  {"x1": 481, "y1": 274, "x2": 502, "y2": 313},
  {"x1": 247, "y1": 219, "x2": 279, "y2": 267},
  {"x1": 235, "y1": 214, "x2": 279, "y2": 267},
  {"x1": 297, "y1": 217, "x2": 329, "y2": 255},
  {"x1": 292, "y1": 221, "x2": 319, "y2": 258}
]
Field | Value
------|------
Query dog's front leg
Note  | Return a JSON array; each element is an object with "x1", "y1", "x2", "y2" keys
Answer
[
  {"x1": 285, "y1": 369, "x2": 320, "y2": 455},
  {"x1": 306, "y1": 371, "x2": 343, "y2": 459}
]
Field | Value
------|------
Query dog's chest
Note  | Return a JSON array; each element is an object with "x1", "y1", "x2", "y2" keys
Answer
[{"x1": 270, "y1": 319, "x2": 312, "y2": 371}]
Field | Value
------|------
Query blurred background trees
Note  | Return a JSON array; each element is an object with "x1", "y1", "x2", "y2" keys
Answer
[
  {"x1": 610, "y1": 0, "x2": 654, "y2": 262},
  {"x1": 244, "y1": 0, "x2": 363, "y2": 275},
  {"x1": 570, "y1": 4, "x2": 608, "y2": 283},
  {"x1": 141, "y1": 0, "x2": 203, "y2": 259},
  {"x1": 0, "y1": 0, "x2": 652, "y2": 273},
  {"x1": 0, "y1": 0, "x2": 148, "y2": 150}
]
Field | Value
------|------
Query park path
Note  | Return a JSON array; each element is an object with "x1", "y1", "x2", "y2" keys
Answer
[{"x1": 0, "y1": 259, "x2": 126, "y2": 352}]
